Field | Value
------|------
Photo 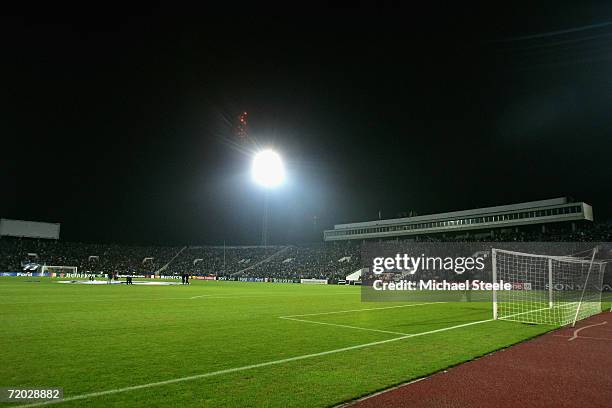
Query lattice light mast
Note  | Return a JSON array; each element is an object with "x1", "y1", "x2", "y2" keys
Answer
[{"x1": 236, "y1": 111, "x2": 249, "y2": 141}]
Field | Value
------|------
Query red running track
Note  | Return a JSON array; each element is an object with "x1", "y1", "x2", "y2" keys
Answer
[{"x1": 347, "y1": 313, "x2": 612, "y2": 408}]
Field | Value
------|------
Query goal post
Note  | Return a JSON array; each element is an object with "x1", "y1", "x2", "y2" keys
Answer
[
  {"x1": 548, "y1": 258, "x2": 553, "y2": 309},
  {"x1": 491, "y1": 247, "x2": 605, "y2": 326},
  {"x1": 41, "y1": 265, "x2": 78, "y2": 276},
  {"x1": 491, "y1": 249, "x2": 497, "y2": 320},
  {"x1": 571, "y1": 247, "x2": 598, "y2": 326}
]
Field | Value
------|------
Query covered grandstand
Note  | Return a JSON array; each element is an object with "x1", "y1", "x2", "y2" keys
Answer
[{"x1": 324, "y1": 197, "x2": 593, "y2": 241}]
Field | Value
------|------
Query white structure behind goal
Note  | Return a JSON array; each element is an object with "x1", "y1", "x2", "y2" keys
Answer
[{"x1": 492, "y1": 248, "x2": 605, "y2": 326}]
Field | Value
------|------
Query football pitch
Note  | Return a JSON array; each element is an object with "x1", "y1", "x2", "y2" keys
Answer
[{"x1": 0, "y1": 277, "x2": 592, "y2": 407}]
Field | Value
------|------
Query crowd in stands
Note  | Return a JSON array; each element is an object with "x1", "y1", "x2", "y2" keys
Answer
[
  {"x1": 0, "y1": 238, "x2": 178, "y2": 276},
  {"x1": 0, "y1": 238, "x2": 361, "y2": 281},
  {"x1": 1, "y1": 223, "x2": 611, "y2": 280},
  {"x1": 166, "y1": 246, "x2": 280, "y2": 276},
  {"x1": 237, "y1": 242, "x2": 361, "y2": 281},
  {"x1": 415, "y1": 223, "x2": 612, "y2": 243}
]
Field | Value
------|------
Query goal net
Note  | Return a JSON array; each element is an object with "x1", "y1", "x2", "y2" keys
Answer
[
  {"x1": 492, "y1": 248, "x2": 605, "y2": 326},
  {"x1": 41, "y1": 265, "x2": 78, "y2": 276}
]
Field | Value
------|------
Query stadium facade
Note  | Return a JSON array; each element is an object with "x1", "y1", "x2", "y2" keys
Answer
[{"x1": 324, "y1": 197, "x2": 593, "y2": 241}]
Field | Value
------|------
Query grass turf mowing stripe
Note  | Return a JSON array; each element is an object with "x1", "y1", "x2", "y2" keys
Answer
[
  {"x1": 1, "y1": 291, "x2": 358, "y2": 305},
  {"x1": 14, "y1": 318, "x2": 494, "y2": 408}
]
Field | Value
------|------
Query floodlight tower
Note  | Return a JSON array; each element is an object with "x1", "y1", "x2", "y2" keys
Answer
[
  {"x1": 251, "y1": 150, "x2": 285, "y2": 247},
  {"x1": 236, "y1": 112, "x2": 249, "y2": 141}
]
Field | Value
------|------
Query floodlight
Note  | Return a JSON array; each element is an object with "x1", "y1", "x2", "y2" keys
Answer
[{"x1": 252, "y1": 150, "x2": 285, "y2": 188}]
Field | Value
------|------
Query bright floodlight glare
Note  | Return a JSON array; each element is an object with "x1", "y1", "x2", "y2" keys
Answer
[{"x1": 252, "y1": 150, "x2": 285, "y2": 188}]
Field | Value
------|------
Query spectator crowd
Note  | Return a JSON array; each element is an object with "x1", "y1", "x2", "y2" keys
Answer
[{"x1": 1, "y1": 223, "x2": 611, "y2": 281}]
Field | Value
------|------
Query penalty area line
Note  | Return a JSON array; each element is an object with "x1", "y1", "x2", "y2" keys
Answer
[
  {"x1": 15, "y1": 318, "x2": 493, "y2": 408},
  {"x1": 279, "y1": 316, "x2": 411, "y2": 336},
  {"x1": 279, "y1": 302, "x2": 446, "y2": 318}
]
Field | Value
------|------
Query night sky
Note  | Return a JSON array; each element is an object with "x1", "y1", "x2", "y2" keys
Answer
[{"x1": 3, "y1": 5, "x2": 612, "y2": 245}]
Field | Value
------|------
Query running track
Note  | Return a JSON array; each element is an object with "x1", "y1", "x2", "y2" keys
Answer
[{"x1": 347, "y1": 313, "x2": 612, "y2": 408}]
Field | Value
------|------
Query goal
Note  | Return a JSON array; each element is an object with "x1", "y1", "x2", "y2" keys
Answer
[
  {"x1": 41, "y1": 265, "x2": 78, "y2": 276},
  {"x1": 492, "y1": 247, "x2": 606, "y2": 326}
]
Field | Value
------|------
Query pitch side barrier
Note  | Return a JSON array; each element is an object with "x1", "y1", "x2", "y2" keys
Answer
[
  {"x1": 216, "y1": 276, "x2": 305, "y2": 283},
  {"x1": 0, "y1": 272, "x2": 81, "y2": 277},
  {"x1": 0, "y1": 272, "x2": 52, "y2": 277},
  {"x1": 360, "y1": 241, "x2": 611, "y2": 326}
]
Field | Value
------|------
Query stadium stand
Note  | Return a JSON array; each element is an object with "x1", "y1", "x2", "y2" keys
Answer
[
  {"x1": 166, "y1": 246, "x2": 281, "y2": 276},
  {"x1": 235, "y1": 242, "x2": 361, "y2": 281},
  {"x1": 0, "y1": 238, "x2": 179, "y2": 276},
  {"x1": 1, "y1": 223, "x2": 611, "y2": 280}
]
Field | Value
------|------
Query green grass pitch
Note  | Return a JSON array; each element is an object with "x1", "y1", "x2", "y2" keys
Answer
[{"x1": 1, "y1": 277, "x2": 605, "y2": 407}]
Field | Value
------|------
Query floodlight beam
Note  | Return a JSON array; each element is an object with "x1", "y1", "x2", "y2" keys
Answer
[{"x1": 251, "y1": 150, "x2": 285, "y2": 188}]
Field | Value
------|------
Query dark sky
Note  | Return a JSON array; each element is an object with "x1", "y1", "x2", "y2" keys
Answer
[{"x1": 2, "y1": 5, "x2": 612, "y2": 245}]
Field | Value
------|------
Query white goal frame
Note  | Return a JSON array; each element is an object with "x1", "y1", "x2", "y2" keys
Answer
[
  {"x1": 491, "y1": 247, "x2": 605, "y2": 327},
  {"x1": 41, "y1": 265, "x2": 78, "y2": 275}
]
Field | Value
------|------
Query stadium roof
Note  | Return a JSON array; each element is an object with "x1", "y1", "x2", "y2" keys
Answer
[{"x1": 324, "y1": 198, "x2": 593, "y2": 241}]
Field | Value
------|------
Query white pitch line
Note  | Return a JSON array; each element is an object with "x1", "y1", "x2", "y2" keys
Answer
[
  {"x1": 498, "y1": 306, "x2": 555, "y2": 321},
  {"x1": 280, "y1": 302, "x2": 445, "y2": 318},
  {"x1": 279, "y1": 316, "x2": 411, "y2": 336},
  {"x1": 15, "y1": 318, "x2": 493, "y2": 408},
  {"x1": 568, "y1": 321, "x2": 607, "y2": 341}
]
